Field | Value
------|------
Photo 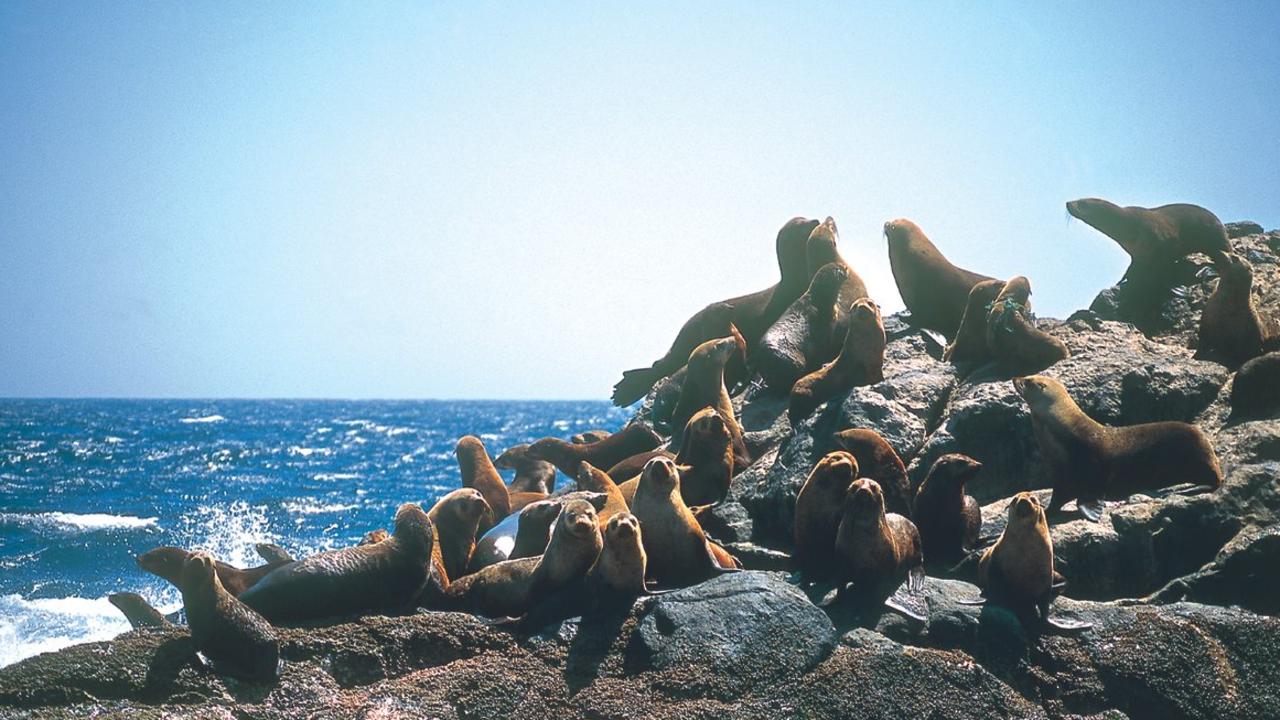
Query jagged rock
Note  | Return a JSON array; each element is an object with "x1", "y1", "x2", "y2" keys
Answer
[{"x1": 1226, "y1": 221, "x2": 1264, "y2": 238}]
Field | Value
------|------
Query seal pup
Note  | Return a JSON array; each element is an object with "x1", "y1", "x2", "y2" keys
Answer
[
  {"x1": 943, "y1": 279, "x2": 1006, "y2": 364},
  {"x1": 137, "y1": 547, "x2": 289, "y2": 598},
  {"x1": 965, "y1": 492, "x2": 1091, "y2": 632},
  {"x1": 913, "y1": 454, "x2": 983, "y2": 566},
  {"x1": 442, "y1": 499, "x2": 603, "y2": 618},
  {"x1": 630, "y1": 457, "x2": 738, "y2": 588},
  {"x1": 109, "y1": 592, "x2": 173, "y2": 629},
  {"x1": 1195, "y1": 252, "x2": 1277, "y2": 367},
  {"x1": 1014, "y1": 375, "x2": 1223, "y2": 520},
  {"x1": 789, "y1": 298, "x2": 887, "y2": 425},
  {"x1": 754, "y1": 262, "x2": 851, "y2": 392},
  {"x1": 667, "y1": 335, "x2": 750, "y2": 469},
  {"x1": 1230, "y1": 351, "x2": 1280, "y2": 420},
  {"x1": 834, "y1": 479, "x2": 925, "y2": 600},
  {"x1": 180, "y1": 552, "x2": 281, "y2": 682},
  {"x1": 527, "y1": 422, "x2": 663, "y2": 480},
  {"x1": 793, "y1": 451, "x2": 858, "y2": 581},
  {"x1": 240, "y1": 503, "x2": 436, "y2": 623},
  {"x1": 427, "y1": 488, "x2": 490, "y2": 583},
  {"x1": 610, "y1": 217, "x2": 818, "y2": 406},
  {"x1": 806, "y1": 217, "x2": 870, "y2": 308},
  {"x1": 831, "y1": 428, "x2": 912, "y2": 519},
  {"x1": 493, "y1": 443, "x2": 558, "y2": 495},
  {"x1": 884, "y1": 218, "x2": 994, "y2": 339},
  {"x1": 985, "y1": 276, "x2": 1069, "y2": 376}
]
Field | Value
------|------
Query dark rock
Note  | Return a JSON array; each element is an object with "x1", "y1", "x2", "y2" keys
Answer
[{"x1": 1226, "y1": 221, "x2": 1264, "y2": 238}]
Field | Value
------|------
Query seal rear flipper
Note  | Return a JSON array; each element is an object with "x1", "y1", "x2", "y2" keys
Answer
[
  {"x1": 956, "y1": 597, "x2": 987, "y2": 606},
  {"x1": 612, "y1": 368, "x2": 661, "y2": 408},
  {"x1": 705, "y1": 541, "x2": 741, "y2": 574},
  {"x1": 907, "y1": 565, "x2": 926, "y2": 594},
  {"x1": 883, "y1": 588, "x2": 928, "y2": 622},
  {"x1": 1043, "y1": 614, "x2": 1093, "y2": 633},
  {"x1": 1077, "y1": 499, "x2": 1105, "y2": 522}
]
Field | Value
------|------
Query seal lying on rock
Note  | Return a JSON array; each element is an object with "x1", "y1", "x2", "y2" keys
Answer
[
  {"x1": 789, "y1": 297, "x2": 886, "y2": 425},
  {"x1": 885, "y1": 218, "x2": 994, "y2": 339},
  {"x1": 180, "y1": 551, "x2": 281, "y2": 682},
  {"x1": 913, "y1": 454, "x2": 982, "y2": 566},
  {"x1": 1014, "y1": 375, "x2": 1223, "y2": 521},
  {"x1": 240, "y1": 503, "x2": 436, "y2": 623},
  {"x1": 944, "y1": 279, "x2": 1006, "y2": 364},
  {"x1": 528, "y1": 422, "x2": 664, "y2": 480},
  {"x1": 493, "y1": 444, "x2": 558, "y2": 495},
  {"x1": 985, "y1": 277, "x2": 1069, "y2": 376},
  {"x1": 137, "y1": 546, "x2": 290, "y2": 598},
  {"x1": 253, "y1": 543, "x2": 295, "y2": 565},
  {"x1": 108, "y1": 592, "x2": 172, "y2": 630}
]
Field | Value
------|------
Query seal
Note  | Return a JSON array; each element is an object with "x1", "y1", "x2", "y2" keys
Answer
[
  {"x1": 806, "y1": 217, "x2": 870, "y2": 308},
  {"x1": 179, "y1": 551, "x2": 281, "y2": 682},
  {"x1": 610, "y1": 217, "x2": 818, "y2": 406},
  {"x1": 572, "y1": 430, "x2": 612, "y2": 444},
  {"x1": 441, "y1": 498, "x2": 603, "y2": 618},
  {"x1": 1014, "y1": 375, "x2": 1223, "y2": 521},
  {"x1": 630, "y1": 456, "x2": 738, "y2": 587},
  {"x1": 457, "y1": 436, "x2": 517, "y2": 532},
  {"x1": 509, "y1": 499, "x2": 570, "y2": 560},
  {"x1": 426, "y1": 488, "x2": 490, "y2": 583},
  {"x1": 831, "y1": 428, "x2": 913, "y2": 519},
  {"x1": 527, "y1": 422, "x2": 664, "y2": 479},
  {"x1": 885, "y1": 218, "x2": 994, "y2": 338},
  {"x1": 604, "y1": 449, "x2": 674, "y2": 483},
  {"x1": 108, "y1": 591, "x2": 173, "y2": 629},
  {"x1": 1196, "y1": 252, "x2": 1278, "y2": 367},
  {"x1": 969, "y1": 492, "x2": 1090, "y2": 631},
  {"x1": 754, "y1": 262, "x2": 851, "y2": 391},
  {"x1": 789, "y1": 297, "x2": 886, "y2": 425},
  {"x1": 240, "y1": 503, "x2": 436, "y2": 623},
  {"x1": 254, "y1": 543, "x2": 295, "y2": 565},
  {"x1": 912, "y1": 454, "x2": 982, "y2": 566},
  {"x1": 137, "y1": 546, "x2": 290, "y2": 598},
  {"x1": 668, "y1": 335, "x2": 750, "y2": 469},
  {"x1": 834, "y1": 478, "x2": 925, "y2": 598},
  {"x1": 574, "y1": 462, "x2": 630, "y2": 527},
  {"x1": 793, "y1": 451, "x2": 858, "y2": 581},
  {"x1": 471, "y1": 493, "x2": 609, "y2": 572},
  {"x1": 493, "y1": 444, "x2": 558, "y2": 495},
  {"x1": 943, "y1": 279, "x2": 1006, "y2": 364},
  {"x1": 1230, "y1": 351, "x2": 1280, "y2": 420},
  {"x1": 616, "y1": 407, "x2": 734, "y2": 507},
  {"x1": 985, "y1": 276, "x2": 1069, "y2": 376}
]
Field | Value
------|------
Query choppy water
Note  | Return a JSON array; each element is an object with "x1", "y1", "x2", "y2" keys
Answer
[{"x1": 0, "y1": 399, "x2": 628, "y2": 667}]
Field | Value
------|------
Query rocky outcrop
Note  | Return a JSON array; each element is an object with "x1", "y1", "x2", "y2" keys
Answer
[{"x1": 3, "y1": 225, "x2": 1279, "y2": 719}]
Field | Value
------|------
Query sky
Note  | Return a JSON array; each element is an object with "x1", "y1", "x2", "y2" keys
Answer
[{"x1": 2, "y1": 2, "x2": 1277, "y2": 399}]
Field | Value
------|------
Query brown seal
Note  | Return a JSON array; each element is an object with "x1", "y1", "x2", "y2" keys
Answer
[
  {"x1": 572, "y1": 430, "x2": 612, "y2": 444},
  {"x1": 789, "y1": 297, "x2": 886, "y2": 425},
  {"x1": 493, "y1": 443, "x2": 558, "y2": 495},
  {"x1": 137, "y1": 547, "x2": 289, "y2": 598},
  {"x1": 985, "y1": 276, "x2": 1070, "y2": 375},
  {"x1": 471, "y1": 493, "x2": 609, "y2": 572},
  {"x1": 630, "y1": 457, "x2": 737, "y2": 587},
  {"x1": 108, "y1": 592, "x2": 172, "y2": 629},
  {"x1": 806, "y1": 217, "x2": 870, "y2": 308},
  {"x1": 1014, "y1": 375, "x2": 1223, "y2": 520},
  {"x1": 610, "y1": 217, "x2": 818, "y2": 406},
  {"x1": 943, "y1": 279, "x2": 1006, "y2": 364},
  {"x1": 831, "y1": 428, "x2": 913, "y2": 519},
  {"x1": 793, "y1": 451, "x2": 858, "y2": 580},
  {"x1": 913, "y1": 454, "x2": 982, "y2": 565},
  {"x1": 885, "y1": 218, "x2": 994, "y2": 339},
  {"x1": 667, "y1": 335, "x2": 750, "y2": 468},
  {"x1": 1196, "y1": 252, "x2": 1278, "y2": 367},
  {"x1": 179, "y1": 551, "x2": 281, "y2": 682},
  {"x1": 617, "y1": 406, "x2": 735, "y2": 507},
  {"x1": 834, "y1": 478, "x2": 925, "y2": 596},
  {"x1": 239, "y1": 503, "x2": 436, "y2": 623},
  {"x1": 441, "y1": 498, "x2": 603, "y2": 617},
  {"x1": 754, "y1": 262, "x2": 851, "y2": 392},
  {"x1": 528, "y1": 422, "x2": 663, "y2": 479},
  {"x1": 1230, "y1": 351, "x2": 1280, "y2": 420},
  {"x1": 574, "y1": 462, "x2": 630, "y2": 527},
  {"x1": 604, "y1": 449, "x2": 674, "y2": 482},
  {"x1": 426, "y1": 488, "x2": 490, "y2": 583},
  {"x1": 508, "y1": 499, "x2": 567, "y2": 560},
  {"x1": 456, "y1": 436, "x2": 520, "y2": 532}
]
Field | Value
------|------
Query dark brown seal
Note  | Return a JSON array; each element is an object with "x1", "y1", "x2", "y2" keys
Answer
[
  {"x1": 834, "y1": 478, "x2": 925, "y2": 596},
  {"x1": 572, "y1": 430, "x2": 612, "y2": 444},
  {"x1": 509, "y1": 499, "x2": 567, "y2": 560},
  {"x1": 831, "y1": 428, "x2": 912, "y2": 519},
  {"x1": 137, "y1": 547, "x2": 289, "y2": 598},
  {"x1": 1014, "y1": 375, "x2": 1223, "y2": 520},
  {"x1": 1230, "y1": 351, "x2": 1280, "y2": 420},
  {"x1": 793, "y1": 451, "x2": 858, "y2": 580},
  {"x1": 672, "y1": 406, "x2": 735, "y2": 506},
  {"x1": 493, "y1": 443, "x2": 558, "y2": 495},
  {"x1": 630, "y1": 457, "x2": 737, "y2": 587},
  {"x1": 1196, "y1": 252, "x2": 1278, "y2": 367},
  {"x1": 427, "y1": 488, "x2": 490, "y2": 583},
  {"x1": 180, "y1": 552, "x2": 281, "y2": 682},
  {"x1": 611, "y1": 217, "x2": 818, "y2": 406},
  {"x1": 789, "y1": 297, "x2": 886, "y2": 425},
  {"x1": 913, "y1": 454, "x2": 982, "y2": 565},
  {"x1": 528, "y1": 422, "x2": 663, "y2": 479},
  {"x1": 806, "y1": 217, "x2": 870, "y2": 308},
  {"x1": 668, "y1": 335, "x2": 750, "y2": 469},
  {"x1": 885, "y1": 218, "x2": 994, "y2": 339},
  {"x1": 943, "y1": 279, "x2": 1006, "y2": 364},
  {"x1": 754, "y1": 262, "x2": 851, "y2": 392},
  {"x1": 985, "y1": 276, "x2": 1069, "y2": 376},
  {"x1": 108, "y1": 592, "x2": 172, "y2": 629}
]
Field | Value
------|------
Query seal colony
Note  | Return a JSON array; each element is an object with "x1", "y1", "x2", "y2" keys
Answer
[{"x1": 107, "y1": 198, "x2": 1267, "y2": 686}]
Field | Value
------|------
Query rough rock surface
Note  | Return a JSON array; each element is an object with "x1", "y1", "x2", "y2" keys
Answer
[{"x1": 3, "y1": 226, "x2": 1279, "y2": 719}]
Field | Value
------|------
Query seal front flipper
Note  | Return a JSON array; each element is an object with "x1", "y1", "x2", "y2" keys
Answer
[{"x1": 1077, "y1": 499, "x2": 1105, "y2": 522}]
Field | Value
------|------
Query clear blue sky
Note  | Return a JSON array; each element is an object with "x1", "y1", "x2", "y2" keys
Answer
[{"x1": 2, "y1": 2, "x2": 1277, "y2": 399}]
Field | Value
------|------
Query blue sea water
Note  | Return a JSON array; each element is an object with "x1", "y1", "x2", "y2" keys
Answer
[{"x1": 0, "y1": 399, "x2": 628, "y2": 668}]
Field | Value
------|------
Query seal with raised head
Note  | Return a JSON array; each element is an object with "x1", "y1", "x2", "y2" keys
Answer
[
  {"x1": 617, "y1": 407, "x2": 733, "y2": 508},
  {"x1": 943, "y1": 279, "x2": 1006, "y2": 364},
  {"x1": 458, "y1": 435, "x2": 542, "y2": 532},
  {"x1": 793, "y1": 451, "x2": 858, "y2": 581},
  {"x1": 1014, "y1": 375, "x2": 1223, "y2": 521},
  {"x1": 427, "y1": 488, "x2": 490, "y2": 583},
  {"x1": 240, "y1": 503, "x2": 436, "y2": 623},
  {"x1": 789, "y1": 297, "x2": 886, "y2": 425},
  {"x1": 667, "y1": 335, "x2": 750, "y2": 469},
  {"x1": 528, "y1": 422, "x2": 664, "y2": 480},
  {"x1": 630, "y1": 457, "x2": 737, "y2": 588},
  {"x1": 913, "y1": 454, "x2": 983, "y2": 566},
  {"x1": 806, "y1": 217, "x2": 870, "y2": 308},
  {"x1": 1196, "y1": 252, "x2": 1278, "y2": 367},
  {"x1": 985, "y1": 276, "x2": 1069, "y2": 376},
  {"x1": 1230, "y1": 351, "x2": 1280, "y2": 420},
  {"x1": 574, "y1": 461, "x2": 630, "y2": 527},
  {"x1": 180, "y1": 551, "x2": 281, "y2": 682},
  {"x1": 137, "y1": 547, "x2": 290, "y2": 598},
  {"x1": 470, "y1": 493, "x2": 609, "y2": 572},
  {"x1": 835, "y1": 478, "x2": 925, "y2": 599},
  {"x1": 493, "y1": 443, "x2": 558, "y2": 495},
  {"x1": 109, "y1": 592, "x2": 173, "y2": 629},
  {"x1": 831, "y1": 428, "x2": 912, "y2": 519},
  {"x1": 885, "y1": 218, "x2": 994, "y2": 339},
  {"x1": 754, "y1": 262, "x2": 851, "y2": 392},
  {"x1": 442, "y1": 498, "x2": 603, "y2": 618},
  {"x1": 611, "y1": 217, "x2": 819, "y2": 406}
]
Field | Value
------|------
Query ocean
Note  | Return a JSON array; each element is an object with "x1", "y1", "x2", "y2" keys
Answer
[{"x1": 0, "y1": 399, "x2": 629, "y2": 668}]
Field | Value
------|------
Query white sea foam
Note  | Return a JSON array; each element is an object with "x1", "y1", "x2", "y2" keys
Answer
[
  {"x1": 314, "y1": 472, "x2": 359, "y2": 482},
  {"x1": 179, "y1": 414, "x2": 225, "y2": 424},
  {"x1": 173, "y1": 501, "x2": 278, "y2": 570},
  {"x1": 287, "y1": 446, "x2": 331, "y2": 458},
  {"x1": 283, "y1": 500, "x2": 358, "y2": 515},
  {"x1": 0, "y1": 593, "x2": 178, "y2": 668},
  {"x1": 0, "y1": 512, "x2": 159, "y2": 533}
]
